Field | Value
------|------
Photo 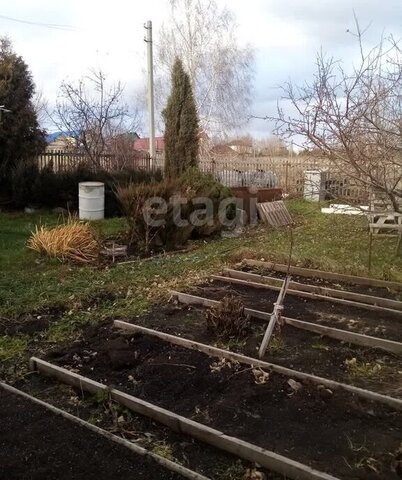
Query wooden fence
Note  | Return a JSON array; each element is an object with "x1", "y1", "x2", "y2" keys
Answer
[
  {"x1": 37, "y1": 151, "x2": 369, "y2": 203},
  {"x1": 199, "y1": 157, "x2": 369, "y2": 204},
  {"x1": 37, "y1": 150, "x2": 164, "y2": 173}
]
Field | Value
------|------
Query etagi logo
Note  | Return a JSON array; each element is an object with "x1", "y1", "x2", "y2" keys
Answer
[{"x1": 141, "y1": 187, "x2": 260, "y2": 228}]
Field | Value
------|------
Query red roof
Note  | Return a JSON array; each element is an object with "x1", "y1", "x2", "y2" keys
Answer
[{"x1": 134, "y1": 137, "x2": 165, "y2": 152}]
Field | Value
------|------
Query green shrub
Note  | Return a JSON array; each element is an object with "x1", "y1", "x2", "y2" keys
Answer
[
  {"x1": 117, "y1": 167, "x2": 235, "y2": 251},
  {"x1": 10, "y1": 162, "x2": 162, "y2": 216},
  {"x1": 178, "y1": 167, "x2": 235, "y2": 236},
  {"x1": 11, "y1": 160, "x2": 40, "y2": 208},
  {"x1": 117, "y1": 178, "x2": 195, "y2": 251}
]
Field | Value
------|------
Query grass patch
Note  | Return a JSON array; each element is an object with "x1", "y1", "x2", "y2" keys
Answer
[
  {"x1": 344, "y1": 357, "x2": 383, "y2": 377},
  {"x1": 266, "y1": 336, "x2": 287, "y2": 354},
  {"x1": 311, "y1": 342, "x2": 330, "y2": 351},
  {"x1": 151, "y1": 441, "x2": 175, "y2": 461},
  {"x1": 0, "y1": 335, "x2": 28, "y2": 360},
  {"x1": 1, "y1": 199, "x2": 402, "y2": 370},
  {"x1": 214, "y1": 461, "x2": 246, "y2": 480},
  {"x1": 43, "y1": 312, "x2": 93, "y2": 343},
  {"x1": 214, "y1": 337, "x2": 247, "y2": 351}
]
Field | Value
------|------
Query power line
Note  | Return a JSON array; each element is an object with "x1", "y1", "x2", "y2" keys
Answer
[{"x1": 0, "y1": 14, "x2": 76, "y2": 31}]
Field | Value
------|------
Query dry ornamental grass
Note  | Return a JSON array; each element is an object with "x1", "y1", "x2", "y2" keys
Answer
[
  {"x1": 205, "y1": 294, "x2": 251, "y2": 340},
  {"x1": 27, "y1": 217, "x2": 100, "y2": 264}
]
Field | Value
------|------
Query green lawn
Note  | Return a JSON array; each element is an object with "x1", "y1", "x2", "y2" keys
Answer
[{"x1": 1, "y1": 200, "x2": 401, "y2": 367}]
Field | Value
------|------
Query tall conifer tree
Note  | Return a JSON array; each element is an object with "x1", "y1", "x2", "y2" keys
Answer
[
  {"x1": 163, "y1": 58, "x2": 199, "y2": 178},
  {"x1": 0, "y1": 38, "x2": 45, "y2": 186}
]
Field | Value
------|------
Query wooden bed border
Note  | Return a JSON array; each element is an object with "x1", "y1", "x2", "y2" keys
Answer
[
  {"x1": 242, "y1": 259, "x2": 402, "y2": 291},
  {"x1": 172, "y1": 290, "x2": 402, "y2": 355},
  {"x1": 0, "y1": 381, "x2": 211, "y2": 480},
  {"x1": 114, "y1": 318, "x2": 402, "y2": 411},
  {"x1": 28, "y1": 358, "x2": 340, "y2": 480},
  {"x1": 222, "y1": 268, "x2": 402, "y2": 311}
]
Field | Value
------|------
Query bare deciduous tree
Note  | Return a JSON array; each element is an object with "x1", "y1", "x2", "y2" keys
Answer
[
  {"x1": 156, "y1": 0, "x2": 254, "y2": 136},
  {"x1": 32, "y1": 89, "x2": 48, "y2": 127},
  {"x1": 52, "y1": 70, "x2": 133, "y2": 167},
  {"x1": 271, "y1": 21, "x2": 402, "y2": 211},
  {"x1": 253, "y1": 136, "x2": 290, "y2": 157}
]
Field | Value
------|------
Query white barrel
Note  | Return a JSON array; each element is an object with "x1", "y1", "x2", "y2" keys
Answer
[{"x1": 79, "y1": 182, "x2": 105, "y2": 220}]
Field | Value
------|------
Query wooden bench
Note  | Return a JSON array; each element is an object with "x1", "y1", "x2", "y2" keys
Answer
[
  {"x1": 368, "y1": 212, "x2": 402, "y2": 235},
  {"x1": 368, "y1": 212, "x2": 402, "y2": 255}
]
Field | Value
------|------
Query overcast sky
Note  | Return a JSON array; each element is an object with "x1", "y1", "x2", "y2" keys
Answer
[{"x1": 1, "y1": 0, "x2": 401, "y2": 137}]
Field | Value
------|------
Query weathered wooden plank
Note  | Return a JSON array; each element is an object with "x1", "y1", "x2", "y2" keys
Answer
[
  {"x1": 114, "y1": 319, "x2": 402, "y2": 410},
  {"x1": 172, "y1": 291, "x2": 402, "y2": 355},
  {"x1": 0, "y1": 382, "x2": 210, "y2": 480},
  {"x1": 256, "y1": 204, "x2": 267, "y2": 224},
  {"x1": 243, "y1": 259, "x2": 402, "y2": 290},
  {"x1": 282, "y1": 316, "x2": 402, "y2": 355},
  {"x1": 29, "y1": 358, "x2": 339, "y2": 480},
  {"x1": 369, "y1": 224, "x2": 402, "y2": 229},
  {"x1": 257, "y1": 201, "x2": 292, "y2": 227},
  {"x1": 210, "y1": 274, "x2": 402, "y2": 317},
  {"x1": 222, "y1": 268, "x2": 402, "y2": 311}
]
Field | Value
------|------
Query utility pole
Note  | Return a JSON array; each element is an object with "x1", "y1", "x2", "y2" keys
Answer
[{"x1": 144, "y1": 21, "x2": 156, "y2": 166}]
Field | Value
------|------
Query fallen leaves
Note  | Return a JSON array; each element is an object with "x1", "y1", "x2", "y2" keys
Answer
[
  {"x1": 317, "y1": 384, "x2": 333, "y2": 399},
  {"x1": 252, "y1": 367, "x2": 270, "y2": 385},
  {"x1": 210, "y1": 357, "x2": 240, "y2": 373},
  {"x1": 287, "y1": 378, "x2": 303, "y2": 393},
  {"x1": 244, "y1": 467, "x2": 266, "y2": 480}
]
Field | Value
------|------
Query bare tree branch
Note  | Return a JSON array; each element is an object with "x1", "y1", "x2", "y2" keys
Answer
[
  {"x1": 51, "y1": 70, "x2": 133, "y2": 168},
  {"x1": 268, "y1": 23, "x2": 402, "y2": 212},
  {"x1": 156, "y1": 0, "x2": 254, "y2": 137}
]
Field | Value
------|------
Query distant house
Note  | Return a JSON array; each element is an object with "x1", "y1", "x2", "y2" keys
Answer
[
  {"x1": 209, "y1": 144, "x2": 238, "y2": 161},
  {"x1": 133, "y1": 132, "x2": 211, "y2": 156},
  {"x1": 227, "y1": 139, "x2": 253, "y2": 155},
  {"x1": 45, "y1": 131, "x2": 79, "y2": 151},
  {"x1": 133, "y1": 136, "x2": 165, "y2": 153},
  {"x1": 108, "y1": 132, "x2": 140, "y2": 156},
  {"x1": 111, "y1": 131, "x2": 140, "y2": 145}
]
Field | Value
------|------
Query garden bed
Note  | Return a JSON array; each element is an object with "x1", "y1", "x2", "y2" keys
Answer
[
  {"x1": 45, "y1": 321, "x2": 402, "y2": 480},
  {"x1": 130, "y1": 304, "x2": 402, "y2": 398},
  {"x1": 0, "y1": 388, "x2": 183, "y2": 480},
  {"x1": 15, "y1": 373, "x2": 268, "y2": 480},
  {"x1": 194, "y1": 280, "x2": 402, "y2": 342},
  {"x1": 241, "y1": 264, "x2": 402, "y2": 300}
]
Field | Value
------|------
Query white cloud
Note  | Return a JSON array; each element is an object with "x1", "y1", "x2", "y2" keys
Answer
[{"x1": 1, "y1": 0, "x2": 400, "y2": 137}]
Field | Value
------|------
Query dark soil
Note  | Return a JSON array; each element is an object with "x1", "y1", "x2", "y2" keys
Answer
[
  {"x1": 195, "y1": 280, "x2": 402, "y2": 342},
  {"x1": 0, "y1": 389, "x2": 182, "y2": 480},
  {"x1": 132, "y1": 304, "x2": 402, "y2": 399},
  {"x1": 241, "y1": 265, "x2": 402, "y2": 300},
  {"x1": 16, "y1": 374, "x2": 277, "y2": 480},
  {"x1": 0, "y1": 314, "x2": 53, "y2": 335},
  {"x1": 0, "y1": 303, "x2": 68, "y2": 336},
  {"x1": 46, "y1": 321, "x2": 402, "y2": 480}
]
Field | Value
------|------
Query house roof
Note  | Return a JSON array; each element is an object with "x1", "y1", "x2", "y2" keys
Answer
[
  {"x1": 115, "y1": 131, "x2": 140, "y2": 140},
  {"x1": 134, "y1": 136, "x2": 165, "y2": 151},
  {"x1": 45, "y1": 130, "x2": 79, "y2": 144}
]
